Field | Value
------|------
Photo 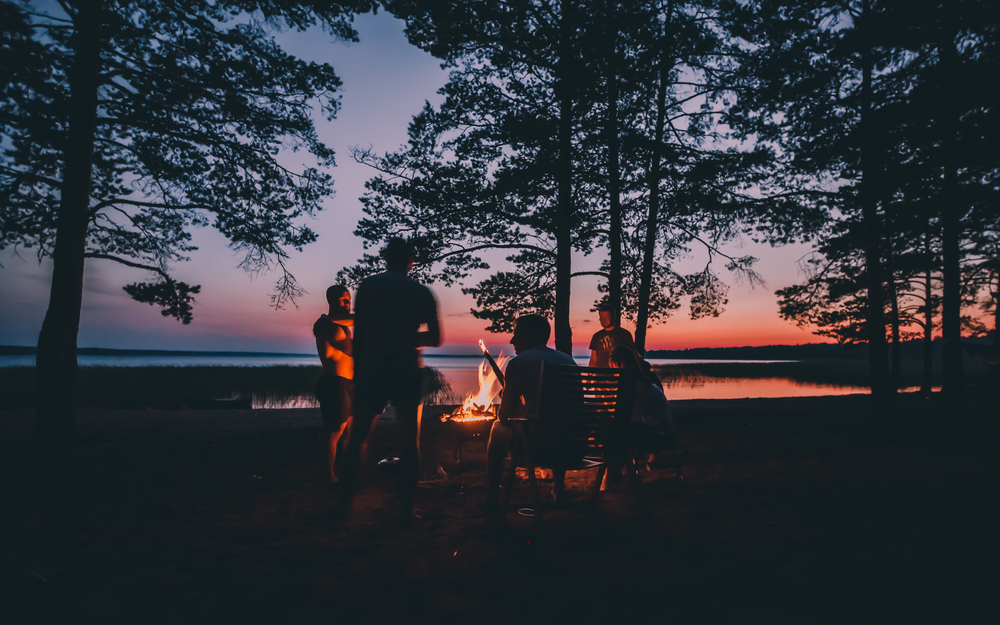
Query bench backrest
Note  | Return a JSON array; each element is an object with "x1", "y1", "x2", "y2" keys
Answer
[{"x1": 535, "y1": 363, "x2": 636, "y2": 467}]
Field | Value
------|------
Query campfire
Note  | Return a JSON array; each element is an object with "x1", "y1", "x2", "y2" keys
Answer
[{"x1": 442, "y1": 340, "x2": 509, "y2": 423}]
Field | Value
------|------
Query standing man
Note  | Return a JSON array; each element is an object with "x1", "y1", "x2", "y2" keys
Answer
[
  {"x1": 483, "y1": 314, "x2": 576, "y2": 513},
  {"x1": 313, "y1": 285, "x2": 354, "y2": 485},
  {"x1": 339, "y1": 238, "x2": 442, "y2": 523},
  {"x1": 588, "y1": 302, "x2": 635, "y2": 367}
]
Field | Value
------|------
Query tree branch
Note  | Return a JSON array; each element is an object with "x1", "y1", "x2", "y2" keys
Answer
[
  {"x1": 425, "y1": 243, "x2": 556, "y2": 264},
  {"x1": 84, "y1": 253, "x2": 170, "y2": 280}
]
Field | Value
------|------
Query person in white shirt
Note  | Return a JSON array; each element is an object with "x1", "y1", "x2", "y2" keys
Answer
[{"x1": 482, "y1": 315, "x2": 577, "y2": 513}]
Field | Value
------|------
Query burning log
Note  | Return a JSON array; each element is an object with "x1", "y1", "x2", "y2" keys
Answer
[
  {"x1": 479, "y1": 340, "x2": 505, "y2": 388},
  {"x1": 441, "y1": 341, "x2": 508, "y2": 424}
]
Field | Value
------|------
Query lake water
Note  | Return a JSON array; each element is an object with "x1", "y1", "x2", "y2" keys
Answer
[{"x1": 1, "y1": 353, "x2": 905, "y2": 403}]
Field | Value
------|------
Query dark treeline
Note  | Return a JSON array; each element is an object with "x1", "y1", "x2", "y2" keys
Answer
[
  {"x1": 341, "y1": 0, "x2": 999, "y2": 409},
  {"x1": 645, "y1": 340, "x2": 952, "y2": 362},
  {"x1": 2, "y1": 0, "x2": 998, "y2": 441},
  {"x1": 0, "y1": 346, "x2": 311, "y2": 357}
]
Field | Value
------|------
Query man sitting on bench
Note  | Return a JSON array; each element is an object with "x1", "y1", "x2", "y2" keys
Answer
[{"x1": 482, "y1": 314, "x2": 577, "y2": 513}]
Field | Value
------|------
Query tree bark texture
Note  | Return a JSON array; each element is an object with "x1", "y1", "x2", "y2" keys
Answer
[
  {"x1": 553, "y1": 0, "x2": 575, "y2": 355},
  {"x1": 605, "y1": 0, "x2": 622, "y2": 321},
  {"x1": 634, "y1": 54, "x2": 668, "y2": 354},
  {"x1": 939, "y1": 28, "x2": 963, "y2": 403},
  {"x1": 859, "y1": 0, "x2": 891, "y2": 407},
  {"x1": 922, "y1": 245, "x2": 934, "y2": 394},
  {"x1": 34, "y1": 2, "x2": 104, "y2": 443},
  {"x1": 888, "y1": 273, "x2": 901, "y2": 391}
]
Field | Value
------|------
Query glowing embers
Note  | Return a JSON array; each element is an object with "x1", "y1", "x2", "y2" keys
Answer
[{"x1": 442, "y1": 350, "x2": 509, "y2": 423}]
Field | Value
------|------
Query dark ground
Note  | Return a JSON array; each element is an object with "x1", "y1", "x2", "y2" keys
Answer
[{"x1": 0, "y1": 394, "x2": 996, "y2": 624}]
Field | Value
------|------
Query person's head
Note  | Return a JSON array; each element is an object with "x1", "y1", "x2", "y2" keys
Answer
[
  {"x1": 326, "y1": 285, "x2": 350, "y2": 313},
  {"x1": 610, "y1": 345, "x2": 663, "y2": 389},
  {"x1": 597, "y1": 302, "x2": 617, "y2": 329},
  {"x1": 381, "y1": 238, "x2": 417, "y2": 273},
  {"x1": 510, "y1": 314, "x2": 550, "y2": 355},
  {"x1": 609, "y1": 345, "x2": 640, "y2": 369}
]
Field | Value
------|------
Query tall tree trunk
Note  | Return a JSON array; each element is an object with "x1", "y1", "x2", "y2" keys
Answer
[
  {"x1": 634, "y1": 5, "x2": 672, "y2": 354},
  {"x1": 34, "y1": 3, "x2": 104, "y2": 443},
  {"x1": 921, "y1": 239, "x2": 934, "y2": 394},
  {"x1": 940, "y1": 28, "x2": 963, "y2": 404},
  {"x1": 888, "y1": 274, "x2": 901, "y2": 391},
  {"x1": 994, "y1": 273, "x2": 999, "y2": 351},
  {"x1": 605, "y1": 0, "x2": 622, "y2": 320},
  {"x1": 553, "y1": 0, "x2": 575, "y2": 355},
  {"x1": 859, "y1": 0, "x2": 891, "y2": 408}
]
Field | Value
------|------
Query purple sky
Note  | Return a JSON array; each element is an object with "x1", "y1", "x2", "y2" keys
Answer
[{"x1": 0, "y1": 11, "x2": 823, "y2": 356}]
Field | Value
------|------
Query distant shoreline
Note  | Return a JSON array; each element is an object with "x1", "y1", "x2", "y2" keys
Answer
[
  {"x1": 1, "y1": 340, "x2": 947, "y2": 361},
  {"x1": 0, "y1": 346, "x2": 494, "y2": 359}
]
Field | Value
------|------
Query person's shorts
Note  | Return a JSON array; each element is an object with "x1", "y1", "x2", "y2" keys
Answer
[
  {"x1": 315, "y1": 374, "x2": 352, "y2": 430},
  {"x1": 353, "y1": 365, "x2": 423, "y2": 421}
]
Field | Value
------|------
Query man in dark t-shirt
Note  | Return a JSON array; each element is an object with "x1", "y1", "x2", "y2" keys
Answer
[
  {"x1": 588, "y1": 303, "x2": 635, "y2": 368},
  {"x1": 338, "y1": 238, "x2": 442, "y2": 523}
]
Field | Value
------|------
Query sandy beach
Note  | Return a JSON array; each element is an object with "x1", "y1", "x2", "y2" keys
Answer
[{"x1": 1, "y1": 394, "x2": 995, "y2": 624}]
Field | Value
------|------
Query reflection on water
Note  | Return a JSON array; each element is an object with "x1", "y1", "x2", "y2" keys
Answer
[
  {"x1": 657, "y1": 374, "x2": 926, "y2": 400},
  {"x1": 443, "y1": 369, "x2": 880, "y2": 402},
  {"x1": 255, "y1": 369, "x2": 932, "y2": 409}
]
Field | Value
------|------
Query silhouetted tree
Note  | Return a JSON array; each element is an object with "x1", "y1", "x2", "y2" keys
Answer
[
  {"x1": 359, "y1": 1, "x2": 778, "y2": 353},
  {"x1": 741, "y1": 0, "x2": 999, "y2": 404},
  {"x1": 0, "y1": 0, "x2": 375, "y2": 441},
  {"x1": 345, "y1": 0, "x2": 609, "y2": 354},
  {"x1": 605, "y1": 0, "x2": 820, "y2": 353}
]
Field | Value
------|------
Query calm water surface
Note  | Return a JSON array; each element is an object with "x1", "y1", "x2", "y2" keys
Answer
[{"x1": 1, "y1": 353, "x2": 899, "y2": 405}]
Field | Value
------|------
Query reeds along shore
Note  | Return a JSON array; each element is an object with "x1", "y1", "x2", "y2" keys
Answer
[
  {"x1": 0, "y1": 365, "x2": 456, "y2": 410},
  {"x1": 0, "y1": 358, "x2": 992, "y2": 410}
]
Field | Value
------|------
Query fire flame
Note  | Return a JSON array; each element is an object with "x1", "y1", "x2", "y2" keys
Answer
[{"x1": 443, "y1": 349, "x2": 509, "y2": 423}]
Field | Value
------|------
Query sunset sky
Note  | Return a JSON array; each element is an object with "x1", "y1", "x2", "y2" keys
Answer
[{"x1": 0, "y1": 10, "x2": 828, "y2": 357}]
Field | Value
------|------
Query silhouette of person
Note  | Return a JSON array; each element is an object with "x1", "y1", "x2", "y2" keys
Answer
[
  {"x1": 589, "y1": 303, "x2": 635, "y2": 367},
  {"x1": 313, "y1": 285, "x2": 354, "y2": 484},
  {"x1": 608, "y1": 345, "x2": 675, "y2": 451},
  {"x1": 338, "y1": 238, "x2": 442, "y2": 522},
  {"x1": 482, "y1": 314, "x2": 576, "y2": 514}
]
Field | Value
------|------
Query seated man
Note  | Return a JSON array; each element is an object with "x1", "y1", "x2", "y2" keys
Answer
[{"x1": 483, "y1": 314, "x2": 577, "y2": 512}]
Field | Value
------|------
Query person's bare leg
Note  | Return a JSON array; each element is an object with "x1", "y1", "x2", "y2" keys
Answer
[
  {"x1": 396, "y1": 402, "x2": 421, "y2": 520},
  {"x1": 338, "y1": 414, "x2": 375, "y2": 517},
  {"x1": 485, "y1": 420, "x2": 512, "y2": 506},
  {"x1": 326, "y1": 419, "x2": 350, "y2": 482},
  {"x1": 552, "y1": 469, "x2": 566, "y2": 503}
]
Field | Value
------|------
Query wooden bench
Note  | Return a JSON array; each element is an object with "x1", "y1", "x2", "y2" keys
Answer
[{"x1": 501, "y1": 363, "x2": 643, "y2": 520}]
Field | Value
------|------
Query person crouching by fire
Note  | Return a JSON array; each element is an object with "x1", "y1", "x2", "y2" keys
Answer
[
  {"x1": 338, "y1": 238, "x2": 443, "y2": 524},
  {"x1": 313, "y1": 285, "x2": 354, "y2": 485},
  {"x1": 482, "y1": 314, "x2": 577, "y2": 516}
]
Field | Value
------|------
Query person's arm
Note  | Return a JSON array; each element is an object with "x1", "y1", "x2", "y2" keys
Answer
[
  {"x1": 416, "y1": 289, "x2": 442, "y2": 347},
  {"x1": 327, "y1": 313, "x2": 354, "y2": 326},
  {"x1": 496, "y1": 359, "x2": 521, "y2": 424},
  {"x1": 351, "y1": 285, "x2": 366, "y2": 362},
  {"x1": 588, "y1": 331, "x2": 601, "y2": 367}
]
